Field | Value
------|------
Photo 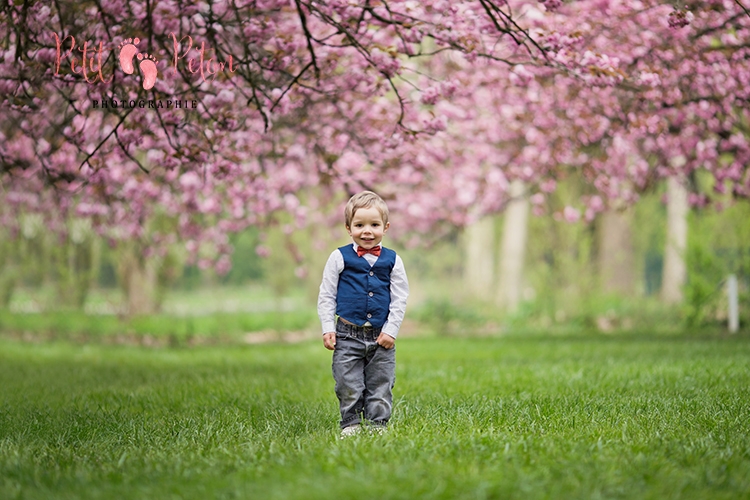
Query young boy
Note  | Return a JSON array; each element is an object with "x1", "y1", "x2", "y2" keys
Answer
[{"x1": 317, "y1": 191, "x2": 409, "y2": 437}]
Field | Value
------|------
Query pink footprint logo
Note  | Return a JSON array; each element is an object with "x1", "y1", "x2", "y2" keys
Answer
[
  {"x1": 118, "y1": 38, "x2": 140, "y2": 74},
  {"x1": 118, "y1": 37, "x2": 158, "y2": 90},
  {"x1": 137, "y1": 53, "x2": 158, "y2": 90}
]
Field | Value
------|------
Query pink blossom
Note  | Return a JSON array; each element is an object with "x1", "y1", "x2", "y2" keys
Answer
[
  {"x1": 638, "y1": 72, "x2": 661, "y2": 87},
  {"x1": 668, "y1": 9, "x2": 693, "y2": 30},
  {"x1": 216, "y1": 255, "x2": 232, "y2": 275},
  {"x1": 530, "y1": 193, "x2": 546, "y2": 205},
  {"x1": 509, "y1": 65, "x2": 534, "y2": 86},
  {"x1": 179, "y1": 172, "x2": 202, "y2": 191},
  {"x1": 423, "y1": 115, "x2": 447, "y2": 134},
  {"x1": 539, "y1": 0, "x2": 562, "y2": 12},
  {"x1": 540, "y1": 179, "x2": 557, "y2": 193},
  {"x1": 420, "y1": 86, "x2": 441, "y2": 105},
  {"x1": 563, "y1": 206, "x2": 581, "y2": 222},
  {"x1": 588, "y1": 196, "x2": 604, "y2": 212}
]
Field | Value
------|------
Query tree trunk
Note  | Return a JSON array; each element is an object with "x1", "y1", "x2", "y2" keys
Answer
[
  {"x1": 497, "y1": 180, "x2": 529, "y2": 312},
  {"x1": 0, "y1": 234, "x2": 18, "y2": 309},
  {"x1": 117, "y1": 242, "x2": 160, "y2": 316},
  {"x1": 598, "y1": 207, "x2": 636, "y2": 295},
  {"x1": 463, "y1": 216, "x2": 495, "y2": 299},
  {"x1": 661, "y1": 176, "x2": 688, "y2": 304},
  {"x1": 54, "y1": 239, "x2": 99, "y2": 310}
]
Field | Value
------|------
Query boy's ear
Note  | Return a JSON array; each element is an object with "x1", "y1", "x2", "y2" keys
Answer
[{"x1": 384, "y1": 222, "x2": 390, "y2": 232}]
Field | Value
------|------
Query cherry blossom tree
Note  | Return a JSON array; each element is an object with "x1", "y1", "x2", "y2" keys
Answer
[
  {"x1": 377, "y1": 0, "x2": 750, "y2": 305},
  {"x1": 393, "y1": 0, "x2": 750, "y2": 220},
  {"x1": 1, "y1": 0, "x2": 749, "y2": 312},
  {"x1": 1, "y1": 1, "x2": 542, "y2": 262}
]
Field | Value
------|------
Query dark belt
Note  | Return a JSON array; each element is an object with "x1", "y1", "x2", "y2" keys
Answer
[{"x1": 336, "y1": 317, "x2": 381, "y2": 339}]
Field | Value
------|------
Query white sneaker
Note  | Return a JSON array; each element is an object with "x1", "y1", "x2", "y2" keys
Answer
[{"x1": 340, "y1": 425, "x2": 361, "y2": 438}]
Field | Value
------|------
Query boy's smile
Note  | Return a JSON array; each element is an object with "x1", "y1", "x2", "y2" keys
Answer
[{"x1": 347, "y1": 206, "x2": 389, "y2": 250}]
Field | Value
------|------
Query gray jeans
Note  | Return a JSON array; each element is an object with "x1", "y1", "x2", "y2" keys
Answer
[{"x1": 332, "y1": 319, "x2": 396, "y2": 429}]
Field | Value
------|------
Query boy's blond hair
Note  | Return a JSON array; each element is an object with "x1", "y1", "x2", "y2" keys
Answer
[{"x1": 344, "y1": 191, "x2": 390, "y2": 228}]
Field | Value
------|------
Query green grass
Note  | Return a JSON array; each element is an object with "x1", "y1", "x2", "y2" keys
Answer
[
  {"x1": 0, "y1": 309, "x2": 316, "y2": 344},
  {"x1": 1, "y1": 334, "x2": 749, "y2": 499},
  {"x1": 8, "y1": 285, "x2": 309, "y2": 316},
  {"x1": 1, "y1": 285, "x2": 317, "y2": 344}
]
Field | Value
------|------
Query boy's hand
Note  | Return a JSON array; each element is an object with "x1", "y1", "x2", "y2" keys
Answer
[
  {"x1": 323, "y1": 332, "x2": 336, "y2": 350},
  {"x1": 376, "y1": 332, "x2": 395, "y2": 350}
]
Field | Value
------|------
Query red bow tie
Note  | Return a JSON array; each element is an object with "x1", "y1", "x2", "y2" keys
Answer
[{"x1": 357, "y1": 246, "x2": 381, "y2": 257}]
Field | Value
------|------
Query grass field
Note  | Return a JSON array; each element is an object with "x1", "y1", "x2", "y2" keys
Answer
[
  {"x1": 1, "y1": 334, "x2": 749, "y2": 499},
  {"x1": 2, "y1": 286, "x2": 317, "y2": 345}
]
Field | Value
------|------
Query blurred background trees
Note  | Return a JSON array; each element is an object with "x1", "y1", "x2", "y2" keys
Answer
[
  {"x1": 1, "y1": 0, "x2": 749, "y2": 333},
  {"x1": 1, "y1": 178, "x2": 747, "y2": 334}
]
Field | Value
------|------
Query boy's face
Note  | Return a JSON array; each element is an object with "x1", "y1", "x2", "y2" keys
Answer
[{"x1": 347, "y1": 206, "x2": 389, "y2": 250}]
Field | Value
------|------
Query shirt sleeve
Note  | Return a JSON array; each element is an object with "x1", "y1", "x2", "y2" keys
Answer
[
  {"x1": 317, "y1": 250, "x2": 344, "y2": 334},
  {"x1": 381, "y1": 255, "x2": 409, "y2": 339}
]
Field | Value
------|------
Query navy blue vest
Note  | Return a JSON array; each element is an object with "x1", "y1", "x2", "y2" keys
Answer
[{"x1": 336, "y1": 245, "x2": 396, "y2": 328}]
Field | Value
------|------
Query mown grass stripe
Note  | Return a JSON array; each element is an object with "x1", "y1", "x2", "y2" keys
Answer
[{"x1": 1, "y1": 335, "x2": 749, "y2": 499}]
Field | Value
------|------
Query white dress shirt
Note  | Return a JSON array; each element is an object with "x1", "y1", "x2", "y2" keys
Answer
[{"x1": 317, "y1": 243, "x2": 409, "y2": 338}]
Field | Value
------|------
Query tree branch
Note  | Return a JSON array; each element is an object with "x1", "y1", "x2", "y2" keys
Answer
[
  {"x1": 295, "y1": 0, "x2": 321, "y2": 81},
  {"x1": 735, "y1": 0, "x2": 750, "y2": 18}
]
